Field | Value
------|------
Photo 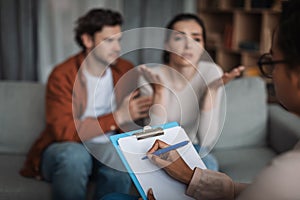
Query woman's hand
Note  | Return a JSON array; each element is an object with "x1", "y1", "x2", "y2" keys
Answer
[
  {"x1": 222, "y1": 66, "x2": 245, "y2": 84},
  {"x1": 147, "y1": 139, "x2": 194, "y2": 185},
  {"x1": 202, "y1": 66, "x2": 245, "y2": 111},
  {"x1": 208, "y1": 65, "x2": 245, "y2": 91},
  {"x1": 138, "y1": 65, "x2": 167, "y2": 119},
  {"x1": 138, "y1": 65, "x2": 164, "y2": 95}
]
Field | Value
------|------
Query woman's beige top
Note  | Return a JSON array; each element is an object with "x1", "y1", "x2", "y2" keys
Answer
[{"x1": 139, "y1": 61, "x2": 224, "y2": 150}]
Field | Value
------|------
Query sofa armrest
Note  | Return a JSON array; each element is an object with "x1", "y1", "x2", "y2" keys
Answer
[{"x1": 268, "y1": 104, "x2": 300, "y2": 154}]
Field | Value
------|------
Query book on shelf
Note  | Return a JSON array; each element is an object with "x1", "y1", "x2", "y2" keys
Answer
[{"x1": 223, "y1": 23, "x2": 233, "y2": 49}]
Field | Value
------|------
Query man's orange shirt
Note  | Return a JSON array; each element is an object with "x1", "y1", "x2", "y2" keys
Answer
[{"x1": 20, "y1": 52, "x2": 137, "y2": 178}]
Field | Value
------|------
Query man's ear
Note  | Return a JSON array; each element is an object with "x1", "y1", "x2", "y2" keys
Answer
[{"x1": 81, "y1": 33, "x2": 94, "y2": 50}]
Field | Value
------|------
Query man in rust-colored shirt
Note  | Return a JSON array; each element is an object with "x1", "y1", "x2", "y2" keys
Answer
[{"x1": 20, "y1": 9, "x2": 152, "y2": 200}]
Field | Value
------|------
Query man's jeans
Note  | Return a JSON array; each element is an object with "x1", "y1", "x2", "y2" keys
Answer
[{"x1": 41, "y1": 142, "x2": 131, "y2": 200}]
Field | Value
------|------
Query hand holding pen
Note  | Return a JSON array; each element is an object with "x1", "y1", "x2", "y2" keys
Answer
[
  {"x1": 146, "y1": 139, "x2": 194, "y2": 185},
  {"x1": 142, "y1": 140, "x2": 189, "y2": 160}
]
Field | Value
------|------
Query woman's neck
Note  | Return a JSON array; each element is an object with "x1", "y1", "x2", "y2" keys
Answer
[
  {"x1": 165, "y1": 61, "x2": 198, "y2": 91},
  {"x1": 167, "y1": 61, "x2": 197, "y2": 81}
]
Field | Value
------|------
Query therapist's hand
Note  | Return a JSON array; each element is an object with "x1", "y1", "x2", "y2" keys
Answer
[
  {"x1": 138, "y1": 188, "x2": 156, "y2": 200},
  {"x1": 147, "y1": 140, "x2": 194, "y2": 185}
]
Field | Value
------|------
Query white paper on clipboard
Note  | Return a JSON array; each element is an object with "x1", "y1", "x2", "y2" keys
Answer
[{"x1": 118, "y1": 126, "x2": 206, "y2": 200}]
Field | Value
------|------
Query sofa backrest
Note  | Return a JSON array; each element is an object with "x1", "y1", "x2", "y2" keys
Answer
[
  {"x1": 268, "y1": 104, "x2": 300, "y2": 153},
  {"x1": 214, "y1": 77, "x2": 268, "y2": 150},
  {"x1": 0, "y1": 81, "x2": 45, "y2": 155}
]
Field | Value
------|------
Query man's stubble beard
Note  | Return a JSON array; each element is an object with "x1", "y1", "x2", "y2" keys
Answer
[{"x1": 91, "y1": 45, "x2": 119, "y2": 67}]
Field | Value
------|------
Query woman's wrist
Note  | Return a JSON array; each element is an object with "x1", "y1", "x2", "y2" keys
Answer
[
  {"x1": 153, "y1": 86, "x2": 165, "y2": 96},
  {"x1": 201, "y1": 89, "x2": 218, "y2": 111},
  {"x1": 152, "y1": 88, "x2": 166, "y2": 103}
]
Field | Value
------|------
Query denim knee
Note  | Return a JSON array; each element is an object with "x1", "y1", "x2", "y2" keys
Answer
[
  {"x1": 93, "y1": 163, "x2": 131, "y2": 199},
  {"x1": 55, "y1": 143, "x2": 91, "y2": 166},
  {"x1": 42, "y1": 142, "x2": 93, "y2": 181},
  {"x1": 100, "y1": 193, "x2": 139, "y2": 200}
]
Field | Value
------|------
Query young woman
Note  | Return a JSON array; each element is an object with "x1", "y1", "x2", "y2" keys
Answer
[{"x1": 139, "y1": 14, "x2": 244, "y2": 171}]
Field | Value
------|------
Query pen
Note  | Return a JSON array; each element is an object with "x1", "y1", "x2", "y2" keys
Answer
[{"x1": 142, "y1": 140, "x2": 189, "y2": 160}]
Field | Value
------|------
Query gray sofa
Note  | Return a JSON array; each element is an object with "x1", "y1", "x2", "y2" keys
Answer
[
  {"x1": 0, "y1": 81, "x2": 98, "y2": 200},
  {"x1": 213, "y1": 77, "x2": 300, "y2": 183},
  {"x1": 0, "y1": 77, "x2": 300, "y2": 199},
  {"x1": 0, "y1": 82, "x2": 50, "y2": 200}
]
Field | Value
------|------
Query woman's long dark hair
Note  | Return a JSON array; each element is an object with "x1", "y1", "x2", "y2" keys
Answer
[{"x1": 162, "y1": 13, "x2": 207, "y2": 64}]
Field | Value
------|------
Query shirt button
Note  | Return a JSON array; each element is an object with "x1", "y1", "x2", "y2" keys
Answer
[{"x1": 110, "y1": 125, "x2": 116, "y2": 131}]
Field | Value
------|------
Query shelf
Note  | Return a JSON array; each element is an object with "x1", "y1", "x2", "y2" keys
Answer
[
  {"x1": 198, "y1": 0, "x2": 282, "y2": 104},
  {"x1": 199, "y1": 8, "x2": 281, "y2": 14},
  {"x1": 198, "y1": 0, "x2": 282, "y2": 71},
  {"x1": 198, "y1": 0, "x2": 282, "y2": 11},
  {"x1": 198, "y1": 8, "x2": 234, "y2": 13},
  {"x1": 216, "y1": 50, "x2": 241, "y2": 71}
]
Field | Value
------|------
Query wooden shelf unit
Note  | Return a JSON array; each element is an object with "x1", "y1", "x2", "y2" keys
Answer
[{"x1": 198, "y1": 0, "x2": 282, "y2": 102}]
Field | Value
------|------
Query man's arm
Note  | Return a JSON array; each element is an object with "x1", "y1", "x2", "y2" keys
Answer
[
  {"x1": 46, "y1": 67, "x2": 152, "y2": 142},
  {"x1": 45, "y1": 68, "x2": 120, "y2": 142}
]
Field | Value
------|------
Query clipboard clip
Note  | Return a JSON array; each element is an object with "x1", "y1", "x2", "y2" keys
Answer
[{"x1": 133, "y1": 126, "x2": 164, "y2": 140}]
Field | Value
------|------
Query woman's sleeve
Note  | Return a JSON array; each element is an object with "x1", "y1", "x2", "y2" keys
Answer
[{"x1": 197, "y1": 64, "x2": 224, "y2": 149}]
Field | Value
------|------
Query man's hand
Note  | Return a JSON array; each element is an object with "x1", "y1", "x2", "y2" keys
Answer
[
  {"x1": 147, "y1": 140, "x2": 194, "y2": 185},
  {"x1": 115, "y1": 90, "x2": 153, "y2": 125}
]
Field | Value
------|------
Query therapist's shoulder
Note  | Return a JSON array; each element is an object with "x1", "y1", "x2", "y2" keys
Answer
[{"x1": 239, "y1": 149, "x2": 300, "y2": 200}]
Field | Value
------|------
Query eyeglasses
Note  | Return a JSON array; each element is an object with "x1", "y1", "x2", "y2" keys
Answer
[{"x1": 257, "y1": 53, "x2": 287, "y2": 78}]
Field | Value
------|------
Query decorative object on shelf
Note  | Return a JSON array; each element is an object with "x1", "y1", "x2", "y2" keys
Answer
[
  {"x1": 251, "y1": 0, "x2": 274, "y2": 9},
  {"x1": 239, "y1": 41, "x2": 259, "y2": 51}
]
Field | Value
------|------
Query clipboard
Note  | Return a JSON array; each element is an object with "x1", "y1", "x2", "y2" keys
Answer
[{"x1": 110, "y1": 122, "x2": 206, "y2": 200}]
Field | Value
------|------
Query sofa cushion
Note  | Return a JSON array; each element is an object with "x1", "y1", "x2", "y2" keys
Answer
[
  {"x1": 215, "y1": 77, "x2": 268, "y2": 149},
  {"x1": 0, "y1": 154, "x2": 51, "y2": 200},
  {"x1": 0, "y1": 82, "x2": 45, "y2": 155},
  {"x1": 213, "y1": 147, "x2": 276, "y2": 183},
  {"x1": 268, "y1": 105, "x2": 300, "y2": 153}
]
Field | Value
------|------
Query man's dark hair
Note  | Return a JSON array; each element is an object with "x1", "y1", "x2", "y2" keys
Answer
[
  {"x1": 163, "y1": 13, "x2": 207, "y2": 64},
  {"x1": 277, "y1": 0, "x2": 300, "y2": 70},
  {"x1": 74, "y1": 9, "x2": 123, "y2": 51}
]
